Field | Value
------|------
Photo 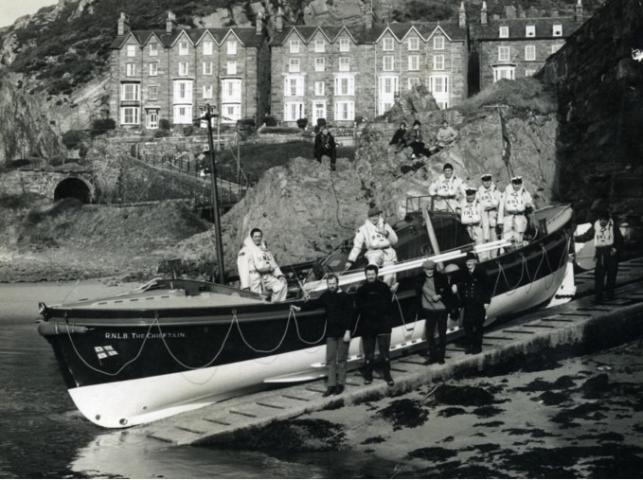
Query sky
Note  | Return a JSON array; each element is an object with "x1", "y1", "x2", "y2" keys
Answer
[{"x1": 1, "y1": 0, "x2": 56, "y2": 28}]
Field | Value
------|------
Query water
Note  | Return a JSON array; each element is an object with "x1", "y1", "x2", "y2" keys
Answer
[{"x1": 1, "y1": 281, "x2": 642, "y2": 478}]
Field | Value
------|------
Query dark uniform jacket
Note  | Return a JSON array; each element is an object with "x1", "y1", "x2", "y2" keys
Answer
[
  {"x1": 457, "y1": 267, "x2": 492, "y2": 307},
  {"x1": 355, "y1": 280, "x2": 393, "y2": 336},
  {"x1": 317, "y1": 289, "x2": 354, "y2": 338},
  {"x1": 314, "y1": 132, "x2": 337, "y2": 162}
]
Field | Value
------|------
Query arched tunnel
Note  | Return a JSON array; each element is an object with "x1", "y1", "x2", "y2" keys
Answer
[{"x1": 53, "y1": 177, "x2": 91, "y2": 203}]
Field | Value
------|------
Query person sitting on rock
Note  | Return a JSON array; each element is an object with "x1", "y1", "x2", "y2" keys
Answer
[
  {"x1": 498, "y1": 176, "x2": 534, "y2": 248},
  {"x1": 237, "y1": 228, "x2": 288, "y2": 302},
  {"x1": 406, "y1": 120, "x2": 430, "y2": 159},
  {"x1": 314, "y1": 126, "x2": 337, "y2": 171},
  {"x1": 432, "y1": 120, "x2": 458, "y2": 153},
  {"x1": 389, "y1": 122, "x2": 408, "y2": 151},
  {"x1": 428, "y1": 163, "x2": 466, "y2": 213}
]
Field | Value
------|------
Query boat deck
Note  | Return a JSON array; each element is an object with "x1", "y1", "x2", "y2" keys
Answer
[{"x1": 131, "y1": 256, "x2": 643, "y2": 446}]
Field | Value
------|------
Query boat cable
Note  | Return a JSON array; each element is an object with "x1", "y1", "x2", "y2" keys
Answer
[
  {"x1": 235, "y1": 308, "x2": 293, "y2": 354},
  {"x1": 290, "y1": 308, "x2": 328, "y2": 345}
]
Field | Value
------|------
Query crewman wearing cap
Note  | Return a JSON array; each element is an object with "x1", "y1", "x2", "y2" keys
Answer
[
  {"x1": 477, "y1": 174, "x2": 501, "y2": 251},
  {"x1": 345, "y1": 206, "x2": 399, "y2": 286},
  {"x1": 458, "y1": 187, "x2": 488, "y2": 253},
  {"x1": 454, "y1": 252, "x2": 492, "y2": 354},
  {"x1": 428, "y1": 163, "x2": 466, "y2": 213},
  {"x1": 498, "y1": 176, "x2": 534, "y2": 247}
]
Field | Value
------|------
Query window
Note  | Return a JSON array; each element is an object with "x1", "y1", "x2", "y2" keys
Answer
[
  {"x1": 125, "y1": 63, "x2": 137, "y2": 77},
  {"x1": 526, "y1": 25, "x2": 536, "y2": 37},
  {"x1": 227, "y1": 39, "x2": 237, "y2": 55},
  {"x1": 334, "y1": 74, "x2": 354, "y2": 96},
  {"x1": 227, "y1": 61, "x2": 237, "y2": 75},
  {"x1": 551, "y1": 43, "x2": 563, "y2": 54},
  {"x1": 499, "y1": 26, "x2": 509, "y2": 38},
  {"x1": 313, "y1": 101, "x2": 326, "y2": 123},
  {"x1": 552, "y1": 24, "x2": 563, "y2": 37},
  {"x1": 284, "y1": 75, "x2": 304, "y2": 97},
  {"x1": 203, "y1": 85, "x2": 213, "y2": 99},
  {"x1": 314, "y1": 57, "x2": 325, "y2": 72},
  {"x1": 339, "y1": 57, "x2": 350, "y2": 72},
  {"x1": 284, "y1": 102, "x2": 305, "y2": 121},
  {"x1": 381, "y1": 76, "x2": 397, "y2": 94},
  {"x1": 146, "y1": 109, "x2": 158, "y2": 129},
  {"x1": 525, "y1": 68, "x2": 536, "y2": 77},
  {"x1": 221, "y1": 79, "x2": 242, "y2": 102},
  {"x1": 288, "y1": 58, "x2": 300, "y2": 73},
  {"x1": 498, "y1": 46, "x2": 510, "y2": 62},
  {"x1": 429, "y1": 75, "x2": 449, "y2": 94},
  {"x1": 289, "y1": 39, "x2": 300, "y2": 53},
  {"x1": 121, "y1": 83, "x2": 140, "y2": 101},
  {"x1": 221, "y1": 104, "x2": 241, "y2": 122},
  {"x1": 147, "y1": 85, "x2": 158, "y2": 101},
  {"x1": 314, "y1": 37, "x2": 325, "y2": 52},
  {"x1": 120, "y1": 106, "x2": 140, "y2": 124},
  {"x1": 433, "y1": 36, "x2": 445, "y2": 50},
  {"x1": 525, "y1": 45, "x2": 536, "y2": 61},
  {"x1": 383, "y1": 55, "x2": 394, "y2": 71},
  {"x1": 314, "y1": 80, "x2": 325, "y2": 96},
  {"x1": 178, "y1": 62, "x2": 189, "y2": 76},
  {"x1": 339, "y1": 38, "x2": 350, "y2": 52},
  {"x1": 407, "y1": 77, "x2": 421, "y2": 90},
  {"x1": 149, "y1": 63, "x2": 158, "y2": 76},
  {"x1": 408, "y1": 55, "x2": 419, "y2": 71},
  {"x1": 335, "y1": 101, "x2": 354, "y2": 121},
  {"x1": 178, "y1": 40, "x2": 189, "y2": 55},
  {"x1": 203, "y1": 61, "x2": 213, "y2": 75},
  {"x1": 173, "y1": 80, "x2": 193, "y2": 102},
  {"x1": 433, "y1": 54, "x2": 445, "y2": 70},
  {"x1": 173, "y1": 105, "x2": 193, "y2": 124},
  {"x1": 493, "y1": 66, "x2": 515, "y2": 82},
  {"x1": 383, "y1": 37, "x2": 394, "y2": 51},
  {"x1": 149, "y1": 43, "x2": 158, "y2": 56},
  {"x1": 126, "y1": 45, "x2": 137, "y2": 57},
  {"x1": 408, "y1": 37, "x2": 419, "y2": 51},
  {"x1": 203, "y1": 40, "x2": 213, "y2": 55}
]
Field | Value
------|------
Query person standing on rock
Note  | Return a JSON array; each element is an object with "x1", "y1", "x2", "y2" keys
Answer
[
  {"x1": 345, "y1": 206, "x2": 399, "y2": 287},
  {"x1": 355, "y1": 265, "x2": 395, "y2": 387},
  {"x1": 428, "y1": 163, "x2": 466, "y2": 213},
  {"x1": 314, "y1": 125, "x2": 337, "y2": 171},
  {"x1": 458, "y1": 188, "x2": 488, "y2": 253},
  {"x1": 454, "y1": 252, "x2": 491, "y2": 354},
  {"x1": 389, "y1": 122, "x2": 408, "y2": 152},
  {"x1": 574, "y1": 210, "x2": 623, "y2": 303},
  {"x1": 498, "y1": 176, "x2": 534, "y2": 248},
  {"x1": 477, "y1": 173, "x2": 501, "y2": 253},
  {"x1": 237, "y1": 228, "x2": 288, "y2": 302}
]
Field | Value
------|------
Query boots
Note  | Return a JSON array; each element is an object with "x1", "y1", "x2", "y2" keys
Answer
[
  {"x1": 363, "y1": 361, "x2": 373, "y2": 385},
  {"x1": 382, "y1": 360, "x2": 395, "y2": 387}
]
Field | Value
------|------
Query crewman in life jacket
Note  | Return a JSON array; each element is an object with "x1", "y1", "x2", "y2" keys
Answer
[
  {"x1": 476, "y1": 173, "x2": 501, "y2": 248},
  {"x1": 237, "y1": 228, "x2": 288, "y2": 302},
  {"x1": 574, "y1": 210, "x2": 624, "y2": 303},
  {"x1": 428, "y1": 163, "x2": 466, "y2": 213},
  {"x1": 345, "y1": 206, "x2": 399, "y2": 286},
  {"x1": 498, "y1": 176, "x2": 534, "y2": 247},
  {"x1": 458, "y1": 188, "x2": 488, "y2": 255}
]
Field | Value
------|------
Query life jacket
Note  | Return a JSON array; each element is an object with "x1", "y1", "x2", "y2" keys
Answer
[
  {"x1": 477, "y1": 184, "x2": 500, "y2": 210},
  {"x1": 431, "y1": 174, "x2": 462, "y2": 198},
  {"x1": 502, "y1": 184, "x2": 530, "y2": 214},
  {"x1": 241, "y1": 237, "x2": 280, "y2": 274},
  {"x1": 594, "y1": 220, "x2": 614, "y2": 248},
  {"x1": 360, "y1": 219, "x2": 394, "y2": 250},
  {"x1": 461, "y1": 199, "x2": 482, "y2": 225}
]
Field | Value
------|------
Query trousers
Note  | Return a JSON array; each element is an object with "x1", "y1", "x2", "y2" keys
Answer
[
  {"x1": 595, "y1": 248, "x2": 619, "y2": 300},
  {"x1": 503, "y1": 213, "x2": 528, "y2": 245},
  {"x1": 363, "y1": 333, "x2": 392, "y2": 380},
  {"x1": 248, "y1": 273, "x2": 288, "y2": 302},
  {"x1": 326, "y1": 337, "x2": 349, "y2": 387},
  {"x1": 462, "y1": 304, "x2": 486, "y2": 353},
  {"x1": 424, "y1": 309, "x2": 448, "y2": 362}
]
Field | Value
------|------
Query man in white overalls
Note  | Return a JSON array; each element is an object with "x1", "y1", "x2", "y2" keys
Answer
[
  {"x1": 237, "y1": 228, "x2": 288, "y2": 302},
  {"x1": 459, "y1": 188, "x2": 488, "y2": 257},
  {"x1": 476, "y1": 174, "x2": 501, "y2": 243},
  {"x1": 429, "y1": 163, "x2": 465, "y2": 213},
  {"x1": 345, "y1": 206, "x2": 399, "y2": 286},
  {"x1": 499, "y1": 176, "x2": 534, "y2": 247}
]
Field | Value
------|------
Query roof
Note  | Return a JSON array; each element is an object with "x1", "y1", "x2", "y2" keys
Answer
[
  {"x1": 470, "y1": 16, "x2": 584, "y2": 41},
  {"x1": 110, "y1": 27, "x2": 263, "y2": 50}
]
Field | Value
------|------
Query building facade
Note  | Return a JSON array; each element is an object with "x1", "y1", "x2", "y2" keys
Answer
[
  {"x1": 270, "y1": 7, "x2": 468, "y2": 126},
  {"x1": 470, "y1": 0, "x2": 584, "y2": 91},
  {"x1": 109, "y1": 12, "x2": 270, "y2": 131}
]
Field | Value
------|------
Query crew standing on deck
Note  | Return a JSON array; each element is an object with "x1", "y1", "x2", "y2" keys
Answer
[
  {"x1": 458, "y1": 187, "x2": 488, "y2": 252},
  {"x1": 355, "y1": 265, "x2": 395, "y2": 387},
  {"x1": 477, "y1": 174, "x2": 501, "y2": 250},
  {"x1": 237, "y1": 228, "x2": 288, "y2": 302},
  {"x1": 455, "y1": 252, "x2": 491, "y2": 354},
  {"x1": 498, "y1": 176, "x2": 534, "y2": 247},
  {"x1": 429, "y1": 163, "x2": 465, "y2": 213},
  {"x1": 345, "y1": 206, "x2": 398, "y2": 286},
  {"x1": 574, "y1": 210, "x2": 624, "y2": 303}
]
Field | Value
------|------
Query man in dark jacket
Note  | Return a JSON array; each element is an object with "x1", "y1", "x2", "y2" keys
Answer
[
  {"x1": 575, "y1": 210, "x2": 624, "y2": 303},
  {"x1": 355, "y1": 265, "x2": 395, "y2": 386},
  {"x1": 314, "y1": 126, "x2": 337, "y2": 171},
  {"x1": 389, "y1": 122, "x2": 407, "y2": 151},
  {"x1": 455, "y1": 252, "x2": 491, "y2": 354}
]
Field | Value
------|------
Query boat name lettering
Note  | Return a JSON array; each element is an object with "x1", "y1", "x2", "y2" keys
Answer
[{"x1": 104, "y1": 332, "x2": 187, "y2": 340}]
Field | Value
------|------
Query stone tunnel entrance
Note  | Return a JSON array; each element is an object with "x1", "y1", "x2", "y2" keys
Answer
[{"x1": 54, "y1": 178, "x2": 91, "y2": 203}]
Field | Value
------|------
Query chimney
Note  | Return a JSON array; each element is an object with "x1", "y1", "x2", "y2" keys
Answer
[
  {"x1": 366, "y1": 4, "x2": 374, "y2": 30},
  {"x1": 574, "y1": 0, "x2": 583, "y2": 21},
  {"x1": 481, "y1": 2, "x2": 488, "y2": 25},
  {"x1": 256, "y1": 11, "x2": 263, "y2": 35},
  {"x1": 504, "y1": 5, "x2": 516, "y2": 19},
  {"x1": 117, "y1": 12, "x2": 129, "y2": 36},
  {"x1": 458, "y1": 1, "x2": 466, "y2": 29},
  {"x1": 275, "y1": 6, "x2": 284, "y2": 32},
  {"x1": 166, "y1": 11, "x2": 176, "y2": 34}
]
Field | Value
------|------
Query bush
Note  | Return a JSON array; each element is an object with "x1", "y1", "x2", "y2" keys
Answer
[
  {"x1": 154, "y1": 129, "x2": 171, "y2": 138},
  {"x1": 296, "y1": 118, "x2": 308, "y2": 130},
  {"x1": 183, "y1": 126, "x2": 194, "y2": 137},
  {"x1": 263, "y1": 115, "x2": 278, "y2": 127},
  {"x1": 159, "y1": 118, "x2": 171, "y2": 130},
  {"x1": 90, "y1": 118, "x2": 116, "y2": 137},
  {"x1": 62, "y1": 130, "x2": 85, "y2": 150}
]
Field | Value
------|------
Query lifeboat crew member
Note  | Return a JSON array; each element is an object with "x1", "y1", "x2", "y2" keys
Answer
[
  {"x1": 458, "y1": 188, "x2": 487, "y2": 254},
  {"x1": 574, "y1": 210, "x2": 624, "y2": 303},
  {"x1": 237, "y1": 228, "x2": 288, "y2": 302},
  {"x1": 345, "y1": 206, "x2": 399, "y2": 287},
  {"x1": 477, "y1": 173, "x2": 501, "y2": 249},
  {"x1": 498, "y1": 176, "x2": 534, "y2": 247},
  {"x1": 428, "y1": 163, "x2": 465, "y2": 213}
]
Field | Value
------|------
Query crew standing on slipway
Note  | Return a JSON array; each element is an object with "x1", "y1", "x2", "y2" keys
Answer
[
  {"x1": 498, "y1": 176, "x2": 534, "y2": 248},
  {"x1": 458, "y1": 187, "x2": 487, "y2": 253},
  {"x1": 345, "y1": 206, "x2": 398, "y2": 286},
  {"x1": 417, "y1": 260, "x2": 453, "y2": 364},
  {"x1": 454, "y1": 252, "x2": 491, "y2": 354},
  {"x1": 237, "y1": 228, "x2": 288, "y2": 302},
  {"x1": 477, "y1": 173, "x2": 501, "y2": 251},
  {"x1": 429, "y1": 163, "x2": 465, "y2": 212},
  {"x1": 574, "y1": 210, "x2": 623, "y2": 303}
]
